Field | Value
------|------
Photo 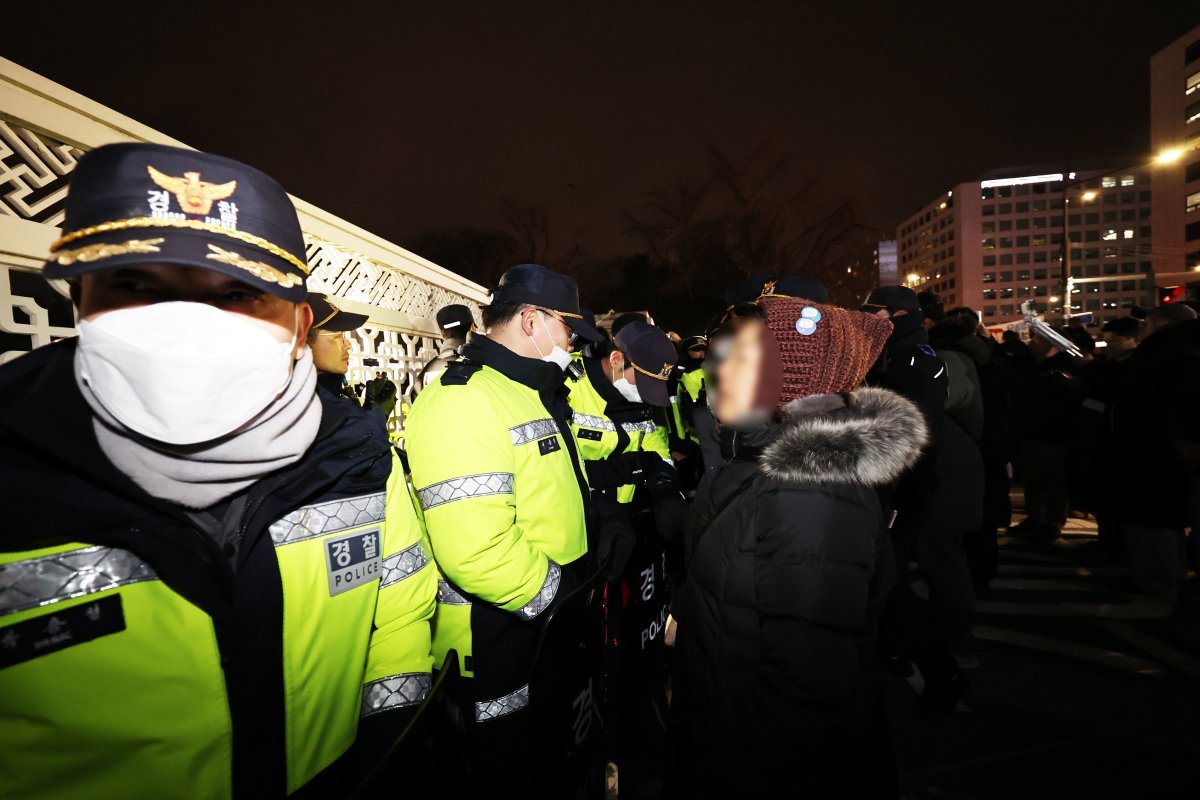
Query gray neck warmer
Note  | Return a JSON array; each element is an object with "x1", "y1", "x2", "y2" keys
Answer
[{"x1": 78, "y1": 349, "x2": 323, "y2": 510}]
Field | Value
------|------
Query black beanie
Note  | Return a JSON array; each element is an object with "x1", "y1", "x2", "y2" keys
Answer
[{"x1": 863, "y1": 285, "x2": 924, "y2": 340}]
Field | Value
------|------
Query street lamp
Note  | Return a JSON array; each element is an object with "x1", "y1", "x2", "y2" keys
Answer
[
  {"x1": 1059, "y1": 186, "x2": 1097, "y2": 323},
  {"x1": 1155, "y1": 147, "x2": 1185, "y2": 165}
]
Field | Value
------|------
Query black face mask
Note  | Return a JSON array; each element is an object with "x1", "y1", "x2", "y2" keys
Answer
[
  {"x1": 886, "y1": 309, "x2": 925, "y2": 341},
  {"x1": 683, "y1": 355, "x2": 706, "y2": 371}
]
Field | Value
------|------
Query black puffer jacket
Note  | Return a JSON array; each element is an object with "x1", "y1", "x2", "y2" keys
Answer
[{"x1": 673, "y1": 388, "x2": 927, "y2": 798}]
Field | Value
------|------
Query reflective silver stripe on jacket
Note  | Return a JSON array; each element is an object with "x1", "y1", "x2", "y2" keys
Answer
[
  {"x1": 622, "y1": 420, "x2": 657, "y2": 435},
  {"x1": 572, "y1": 413, "x2": 616, "y2": 432},
  {"x1": 475, "y1": 683, "x2": 530, "y2": 721},
  {"x1": 1, "y1": 546, "x2": 157, "y2": 617},
  {"x1": 269, "y1": 492, "x2": 386, "y2": 546},
  {"x1": 509, "y1": 418, "x2": 559, "y2": 446},
  {"x1": 417, "y1": 473, "x2": 515, "y2": 510},
  {"x1": 361, "y1": 673, "x2": 432, "y2": 718},
  {"x1": 379, "y1": 541, "x2": 430, "y2": 588},
  {"x1": 437, "y1": 580, "x2": 470, "y2": 606},
  {"x1": 513, "y1": 560, "x2": 560, "y2": 621}
]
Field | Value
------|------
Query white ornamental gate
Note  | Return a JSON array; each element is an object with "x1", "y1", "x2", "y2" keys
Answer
[{"x1": 0, "y1": 58, "x2": 488, "y2": 436}]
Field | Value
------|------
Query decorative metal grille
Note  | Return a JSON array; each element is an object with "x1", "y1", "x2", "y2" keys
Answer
[
  {"x1": 0, "y1": 121, "x2": 83, "y2": 225},
  {"x1": 0, "y1": 121, "x2": 482, "y2": 435}
]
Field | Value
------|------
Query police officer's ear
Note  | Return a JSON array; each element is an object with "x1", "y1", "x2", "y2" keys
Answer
[
  {"x1": 294, "y1": 301, "x2": 314, "y2": 360},
  {"x1": 518, "y1": 305, "x2": 541, "y2": 337},
  {"x1": 608, "y1": 349, "x2": 626, "y2": 376}
]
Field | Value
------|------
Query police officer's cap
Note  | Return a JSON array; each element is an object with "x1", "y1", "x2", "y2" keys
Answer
[
  {"x1": 436, "y1": 304, "x2": 475, "y2": 334},
  {"x1": 488, "y1": 263, "x2": 603, "y2": 342},
  {"x1": 610, "y1": 312, "x2": 648, "y2": 340},
  {"x1": 681, "y1": 335, "x2": 708, "y2": 353},
  {"x1": 614, "y1": 321, "x2": 679, "y2": 407},
  {"x1": 44, "y1": 142, "x2": 308, "y2": 301},
  {"x1": 308, "y1": 293, "x2": 368, "y2": 332}
]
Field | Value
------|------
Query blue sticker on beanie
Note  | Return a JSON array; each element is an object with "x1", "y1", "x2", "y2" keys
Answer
[{"x1": 795, "y1": 306, "x2": 821, "y2": 335}]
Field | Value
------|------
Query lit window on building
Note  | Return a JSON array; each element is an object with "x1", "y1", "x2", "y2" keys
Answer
[
  {"x1": 1120, "y1": 175, "x2": 1135, "y2": 187},
  {"x1": 1123, "y1": 229, "x2": 1134, "y2": 239},
  {"x1": 1189, "y1": 70, "x2": 1200, "y2": 96},
  {"x1": 1188, "y1": 99, "x2": 1200, "y2": 125},
  {"x1": 982, "y1": 272, "x2": 995, "y2": 283},
  {"x1": 1101, "y1": 176, "x2": 1117, "y2": 188},
  {"x1": 1188, "y1": 191, "x2": 1200, "y2": 213},
  {"x1": 1103, "y1": 230, "x2": 1118, "y2": 241}
]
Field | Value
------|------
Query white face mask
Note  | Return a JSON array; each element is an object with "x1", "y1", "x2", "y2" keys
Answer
[
  {"x1": 611, "y1": 359, "x2": 642, "y2": 403},
  {"x1": 613, "y1": 378, "x2": 642, "y2": 404},
  {"x1": 529, "y1": 312, "x2": 573, "y2": 371},
  {"x1": 76, "y1": 301, "x2": 299, "y2": 446}
]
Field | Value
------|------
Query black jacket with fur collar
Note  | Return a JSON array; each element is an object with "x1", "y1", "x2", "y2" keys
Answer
[{"x1": 673, "y1": 387, "x2": 926, "y2": 798}]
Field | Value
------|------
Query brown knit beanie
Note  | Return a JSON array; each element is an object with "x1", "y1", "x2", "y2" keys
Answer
[{"x1": 758, "y1": 295, "x2": 893, "y2": 407}]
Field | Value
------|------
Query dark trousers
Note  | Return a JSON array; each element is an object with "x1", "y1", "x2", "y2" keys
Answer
[
  {"x1": 880, "y1": 514, "x2": 959, "y2": 685},
  {"x1": 1018, "y1": 438, "x2": 1069, "y2": 530},
  {"x1": 918, "y1": 527, "x2": 977, "y2": 653}
]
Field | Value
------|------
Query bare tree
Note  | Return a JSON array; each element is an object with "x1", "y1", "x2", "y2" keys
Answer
[{"x1": 621, "y1": 138, "x2": 880, "y2": 330}]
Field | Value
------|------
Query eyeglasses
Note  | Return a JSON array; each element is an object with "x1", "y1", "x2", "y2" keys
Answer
[
  {"x1": 533, "y1": 308, "x2": 578, "y2": 345},
  {"x1": 315, "y1": 330, "x2": 352, "y2": 342}
]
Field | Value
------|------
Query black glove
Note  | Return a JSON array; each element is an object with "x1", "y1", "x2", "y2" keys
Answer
[
  {"x1": 596, "y1": 512, "x2": 638, "y2": 581},
  {"x1": 653, "y1": 491, "x2": 689, "y2": 544},
  {"x1": 585, "y1": 451, "x2": 663, "y2": 490}
]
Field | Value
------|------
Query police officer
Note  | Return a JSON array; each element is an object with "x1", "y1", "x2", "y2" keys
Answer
[
  {"x1": 404, "y1": 263, "x2": 603, "y2": 795},
  {"x1": 569, "y1": 320, "x2": 677, "y2": 509},
  {"x1": 307, "y1": 292, "x2": 368, "y2": 404},
  {"x1": 565, "y1": 320, "x2": 682, "y2": 798},
  {"x1": 417, "y1": 303, "x2": 475, "y2": 390},
  {"x1": 0, "y1": 143, "x2": 437, "y2": 799}
]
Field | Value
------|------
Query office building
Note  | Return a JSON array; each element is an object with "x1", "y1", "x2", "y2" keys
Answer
[
  {"x1": 1150, "y1": 24, "x2": 1200, "y2": 296},
  {"x1": 897, "y1": 163, "x2": 1155, "y2": 327},
  {"x1": 874, "y1": 239, "x2": 898, "y2": 284}
]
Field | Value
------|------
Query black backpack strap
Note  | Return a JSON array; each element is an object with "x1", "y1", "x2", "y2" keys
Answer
[{"x1": 441, "y1": 361, "x2": 482, "y2": 386}]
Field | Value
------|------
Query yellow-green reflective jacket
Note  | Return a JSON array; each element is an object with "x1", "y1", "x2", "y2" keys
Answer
[
  {"x1": 404, "y1": 336, "x2": 590, "y2": 680},
  {"x1": 568, "y1": 357, "x2": 671, "y2": 504},
  {"x1": 0, "y1": 346, "x2": 435, "y2": 800}
]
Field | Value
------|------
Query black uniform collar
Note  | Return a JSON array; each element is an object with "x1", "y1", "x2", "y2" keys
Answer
[{"x1": 461, "y1": 332, "x2": 567, "y2": 394}]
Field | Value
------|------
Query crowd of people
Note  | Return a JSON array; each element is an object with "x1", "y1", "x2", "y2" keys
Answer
[{"x1": 2, "y1": 141, "x2": 1197, "y2": 800}]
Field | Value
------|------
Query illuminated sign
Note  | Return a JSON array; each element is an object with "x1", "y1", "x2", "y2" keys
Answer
[{"x1": 980, "y1": 173, "x2": 1064, "y2": 189}]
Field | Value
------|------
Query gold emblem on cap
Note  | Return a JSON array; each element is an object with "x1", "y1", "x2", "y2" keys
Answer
[
  {"x1": 632, "y1": 361, "x2": 674, "y2": 381},
  {"x1": 205, "y1": 244, "x2": 303, "y2": 288},
  {"x1": 148, "y1": 165, "x2": 237, "y2": 215},
  {"x1": 50, "y1": 218, "x2": 310, "y2": 276},
  {"x1": 53, "y1": 238, "x2": 165, "y2": 265}
]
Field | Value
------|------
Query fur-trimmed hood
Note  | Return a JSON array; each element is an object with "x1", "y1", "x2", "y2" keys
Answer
[{"x1": 758, "y1": 387, "x2": 927, "y2": 486}]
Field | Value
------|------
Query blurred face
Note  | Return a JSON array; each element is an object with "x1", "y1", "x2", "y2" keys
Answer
[
  {"x1": 73, "y1": 264, "x2": 311, "y2": 359},
  {"x1": 715, "y1": 320, "x2": 765, "y2": 424},
  {"x1": 310, "y1": 330, "x2": 352, "y2": 374}
]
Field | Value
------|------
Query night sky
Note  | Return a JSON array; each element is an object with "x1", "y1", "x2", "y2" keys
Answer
[{"x1": 6, "y1": 1, "x2": 1200, "y2": 272}]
